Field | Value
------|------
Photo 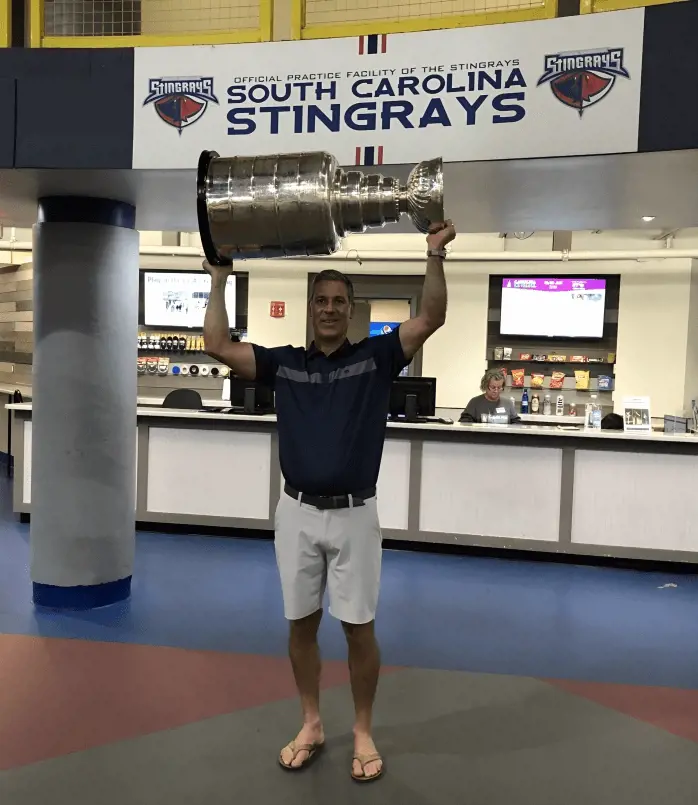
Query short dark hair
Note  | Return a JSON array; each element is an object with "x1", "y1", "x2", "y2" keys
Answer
[{"x1": 310, "y1": 270, "x2": 354, "y2": 305}]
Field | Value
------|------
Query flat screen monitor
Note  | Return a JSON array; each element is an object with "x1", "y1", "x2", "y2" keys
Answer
[
  {"x1": 389, "y1": 377, "x2": 437, "y2": 422},
  {"x1": 224, "y1": 377, "x2": 274, "y2": 414},
  {"x1": 500, "y1": 277, "x2": 606, "y2": 339},
  {"x1": 142, "y1": 271, "x2": 236, "y2": 329}
]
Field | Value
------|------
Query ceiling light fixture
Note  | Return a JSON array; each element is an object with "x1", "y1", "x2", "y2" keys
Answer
[{"x1": 642, "y1": 216, "x2": 656, "y2": 222}]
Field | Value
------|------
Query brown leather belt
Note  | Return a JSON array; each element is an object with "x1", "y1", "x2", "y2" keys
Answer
[{"x1": 284, "y1": 483, "x2": 375, "y2": 510}]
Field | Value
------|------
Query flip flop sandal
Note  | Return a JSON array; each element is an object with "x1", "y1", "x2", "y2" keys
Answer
[
  {"x1": 278, "y1": 740, "x2": 325, "y2": 771},
  {"x1": 351, "y1": 752, "x2": 384, "y2": 783}
]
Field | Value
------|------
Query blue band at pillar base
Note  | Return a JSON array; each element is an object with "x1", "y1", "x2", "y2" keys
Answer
[
  {"x1": 32, "y1": 576, "x2": 132, "y2": 610},
  {"x1": 37, "y1": 197, "x2": 136, "y2": 229}
]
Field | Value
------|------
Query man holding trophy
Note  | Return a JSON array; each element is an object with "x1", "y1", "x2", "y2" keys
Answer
[{"x1": 199, "y1": 150, "x2": 452, "y2": 782}]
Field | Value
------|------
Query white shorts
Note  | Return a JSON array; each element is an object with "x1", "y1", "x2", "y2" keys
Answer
[{"x1": 274, "y1": 491, "x2": 383, "y2": 624}]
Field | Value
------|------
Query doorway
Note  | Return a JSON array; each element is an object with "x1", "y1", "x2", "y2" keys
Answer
[{"x1": 347, "y1": 300, "x2": 371, "y2": 343}]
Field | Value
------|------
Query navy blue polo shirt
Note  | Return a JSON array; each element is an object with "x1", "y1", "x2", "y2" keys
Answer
[{"x1": 253, "y1": 327, "x2": 410, "y2": 495}]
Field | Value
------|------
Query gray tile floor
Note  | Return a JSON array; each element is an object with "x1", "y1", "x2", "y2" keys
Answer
[{"x1": 2, "y1": 669, "x2": 697, "y2": 805}]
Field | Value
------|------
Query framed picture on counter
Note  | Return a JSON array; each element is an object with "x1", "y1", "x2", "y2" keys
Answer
[{"x1": 622, "y1": 396, "x2": 652, "y2": 433}]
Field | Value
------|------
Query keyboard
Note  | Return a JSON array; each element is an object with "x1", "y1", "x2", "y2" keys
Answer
[{"x1": 389, "y1": 416, "x2": 454, "y2": 425}]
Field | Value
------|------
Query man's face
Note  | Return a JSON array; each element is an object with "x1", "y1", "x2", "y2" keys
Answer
[
  {"x1": 310, "y1": 280, "x2": 352, "y2": 341},
  {"x1": 485, "y1": 379, "x2": 504, "y2": 401}
]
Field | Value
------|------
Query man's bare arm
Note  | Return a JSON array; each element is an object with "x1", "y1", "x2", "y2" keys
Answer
[
  {"x1": 202, "y1": 262, "x2": 256, "y2": 380},
  {"x1": 399, "y1": 221, "x2": 455, "y2": 361}
]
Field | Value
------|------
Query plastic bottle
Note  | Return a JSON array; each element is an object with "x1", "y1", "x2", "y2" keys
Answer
[
  {"x1": 585, "y1": 394, "x2": 602, "y2": 429},
  {"x1": 590, "y1": 393, "x2": 602, "y2": 429},
  {"x1": 543, "y1": 394, "x2": 552, "y2": 416},
  {"x1": 521, "y1": 388, "x2": 529, "y2": 414},
  {"x1": 556, "y1": 394, "x2": 565, "y2": 416},
  {"x1": 531, "y1": 393, "x2": 540, "y2": 414}
]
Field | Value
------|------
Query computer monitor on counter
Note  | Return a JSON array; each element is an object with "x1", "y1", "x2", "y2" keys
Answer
[
  {"x1": 222, "y1": 377, "x2": 274, "y2": 414},
  {"x1": 389, "y1": 377, "x2": 437, "y2": 422}
]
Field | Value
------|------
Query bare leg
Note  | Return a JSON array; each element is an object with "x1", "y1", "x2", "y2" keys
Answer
[
  {"x1": 343, "y1": 620, "x2": 383, "y2": 779},
  {"x1": 280, "y1": 609, "x2": 325, "y2": 768}
]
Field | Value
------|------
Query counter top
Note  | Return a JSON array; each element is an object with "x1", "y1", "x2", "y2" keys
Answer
[
  {"x1": 0, "y1": 384, "x2": 31, "y2": 398},
  {"x1": 8, "y1": 401, "x2": 698, "y2": 444},
  {"x1": 136, "y1": 395, "x2": 227, "y2": 408},
  {"x1": 458, "y1": 422, "x2": 698, "y2": 444}
]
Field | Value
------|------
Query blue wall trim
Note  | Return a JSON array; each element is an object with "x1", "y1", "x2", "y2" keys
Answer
[
  {"x1": 638, "y1": 2, "x2": 698, "y2": 153},
  {"x1": 37, "y1": 197, "x2": 136, "y2": 229},
  {"x1": 0, "y1": 78, "x2": 15, "y2": 169},
  {"x1": 10, "y1": 49, "x2": 134, "y2": 170},
  {"x1": 33, "y1": 576, "x2": 132, "y2": 611}
]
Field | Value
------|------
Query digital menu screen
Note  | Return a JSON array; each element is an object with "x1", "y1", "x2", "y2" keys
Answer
[
  {"x1": 142, "y1": 271, "x2": 236, "y2": 329},
  {"x1": 500, "y1": 277, "x2": 606, "y2": 338}
]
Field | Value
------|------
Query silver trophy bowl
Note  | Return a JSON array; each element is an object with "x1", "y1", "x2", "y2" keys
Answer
[{"x1": 197, "y1": 150, "x2": 443, "y2": 265}]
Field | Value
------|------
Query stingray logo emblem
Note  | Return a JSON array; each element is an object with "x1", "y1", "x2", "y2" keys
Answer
[
  {"x1": 143, "y1": 77, "x2": 219, "y2": 134},
  {"x1": 537, "y1": 48, "x2": 630, "y2": 117}
]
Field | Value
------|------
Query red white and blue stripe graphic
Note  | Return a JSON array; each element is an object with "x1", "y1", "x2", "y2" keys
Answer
[
  {"x1": 355, "y1": 146, "x2": 384, "y2": 166},
  {"x1": 358, "y1": 34, "x2": 387, "y2": 55}
]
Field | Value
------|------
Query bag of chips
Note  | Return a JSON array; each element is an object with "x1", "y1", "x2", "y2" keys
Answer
[
  {"x1": 512, "y1": 368, "x2": 525, "y2": 387},
  {"x1": 575, "y1": 370, "x2": 590, "y2": 390},
  {"x1": 598, "y1": 375, "x2": 613, "y2": 391},
  {"x1": 531, "y1": 372, "x2": 545, "y2": 389},
  {"x1": 519, "y1": 352, "x2": 531, "y2": 361},
  {"x1": 550, "y1": 371, "x2": 566, "y2": 389}
]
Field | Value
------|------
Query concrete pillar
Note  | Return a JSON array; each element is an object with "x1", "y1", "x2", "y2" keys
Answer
[{"x1": 30, "y1": 197, "x2": 138, "y2": 609}]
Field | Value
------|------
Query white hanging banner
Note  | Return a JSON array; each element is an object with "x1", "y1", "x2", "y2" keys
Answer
[{"x1": 132, "y1": 9, "x2": 644, "y2": 169}]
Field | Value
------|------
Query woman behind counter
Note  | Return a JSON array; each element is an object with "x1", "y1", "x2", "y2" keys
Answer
[{"x1": 460, "y1": 368, "x2": 522, "y2": 424}]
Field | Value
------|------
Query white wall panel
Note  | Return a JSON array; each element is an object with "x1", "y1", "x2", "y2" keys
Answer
[
  {"x1": 377, "y1": 438, "x2": 411, "y2": 531},
  {"x1": 572, "y1": 449, "x2": 698, "y2": 551},
  {"x1": 147, "y1": 427, "x2": 271, "y2": 519},
  {"x1": 420, "y1": 440, "x2": 562, "y2": 541}
]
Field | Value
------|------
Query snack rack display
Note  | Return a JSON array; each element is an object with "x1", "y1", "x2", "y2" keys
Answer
[
  {"x1": 493, "y1": 351, "x2": 615, "y2": 388},
  {"x1": 486, "y1": 273, "x2": 620, "y2": 417},
  {"x1": 491, "y1": 351, "x2": 616, "y2": 416}
]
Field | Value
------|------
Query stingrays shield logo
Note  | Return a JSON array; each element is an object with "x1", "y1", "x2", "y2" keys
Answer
[
  {"x1": 537, "y1": 48, "x2": 630, "y2": 117},
  {"x1": 143, "y1": 77, "x2": 219, "y2": 134}
]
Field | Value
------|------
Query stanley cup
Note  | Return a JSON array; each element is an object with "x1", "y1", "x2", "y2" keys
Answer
[{"x1": 197, "y1": 150, "x2": 444, "y2": 265}]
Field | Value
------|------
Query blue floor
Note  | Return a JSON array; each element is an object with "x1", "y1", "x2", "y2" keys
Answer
[{"x1": 2, "y1": 476, "x2": 698, "y2": 688}]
